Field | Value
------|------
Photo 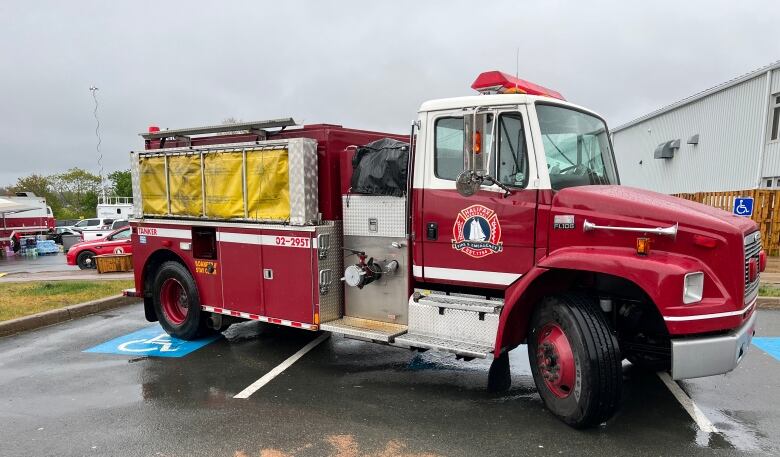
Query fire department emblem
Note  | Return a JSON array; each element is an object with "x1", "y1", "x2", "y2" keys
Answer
[{"x1": 451, "y1": 205, "x2": 503, "y2": 258}]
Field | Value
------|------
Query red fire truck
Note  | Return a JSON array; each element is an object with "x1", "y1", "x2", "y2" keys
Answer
[
  {"x1": 128, "y1": 71, "x2": 762, "y2": 427},
  {"x1": 0, "y1": 192, "x2": 55, "y2": 252}
]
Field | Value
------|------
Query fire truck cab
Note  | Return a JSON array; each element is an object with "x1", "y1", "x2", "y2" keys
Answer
[{"x1": 129, "y1": 71, "x2": 762, "y2": 427}]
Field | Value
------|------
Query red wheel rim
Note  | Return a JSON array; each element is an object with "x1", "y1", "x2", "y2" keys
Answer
[
  {"x1": 537, "y1": 322, "x2": 576, "y2": 399},
  {"x1": 160, "y1": 278, "x2": 188, "y2": 325}
]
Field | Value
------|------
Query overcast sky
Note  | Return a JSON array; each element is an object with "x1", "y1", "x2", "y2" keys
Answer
[{"x1": 0, "y1": 0, "x2": 778, "y2": 186}]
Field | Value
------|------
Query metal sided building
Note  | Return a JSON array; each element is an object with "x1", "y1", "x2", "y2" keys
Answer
[{"x1": 611, "y1": 61, "x2": 780, "y2": 194}]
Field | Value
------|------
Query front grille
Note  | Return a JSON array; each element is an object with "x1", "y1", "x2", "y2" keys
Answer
[{"x1": 744, "y1": 231, "x2": 761, "y2": 300}]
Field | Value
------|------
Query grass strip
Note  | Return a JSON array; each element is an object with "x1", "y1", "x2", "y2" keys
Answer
[{"x1": 0, "y1": 280, "x2": 134, "y2": 322}]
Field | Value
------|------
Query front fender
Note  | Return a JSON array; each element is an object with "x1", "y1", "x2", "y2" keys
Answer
[
  {"x1": 539, "y1": 246, "x2": 729, "y2": 307},
  {"x1": 494, "y1": 246, "x2": 734, "y2": 354}
]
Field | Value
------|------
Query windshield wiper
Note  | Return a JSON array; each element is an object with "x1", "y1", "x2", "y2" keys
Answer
[{"x1": 544, "y1": 134, "x2": 576, "y2": 166}]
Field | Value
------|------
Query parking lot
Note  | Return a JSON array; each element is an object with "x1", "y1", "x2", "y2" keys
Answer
[
  {"x1": 0, "y1": 253, "x2": 132, "y2": 283},
  {"x1": 0, "y1": 303, "x2": 777, "y2": 456}
]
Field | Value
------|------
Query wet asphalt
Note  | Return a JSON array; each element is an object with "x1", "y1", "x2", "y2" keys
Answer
[
  {"x1": 0, "y1": 252, "x2": 75, "y2": 275},
  {"x1": 1, "y1": 304, "x2": 779, "y2": 457}
]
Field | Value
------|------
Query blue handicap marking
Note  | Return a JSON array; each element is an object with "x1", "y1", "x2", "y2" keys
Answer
[
  {"x1": 84, "y1": 324, "x2": 218, "y2": 357},
  {"x1": 752, "y1": 337, "x2": 780, "y2": 362},
  {"x1": 733, "y1": 197, "x2": 754, "y2": 217}
]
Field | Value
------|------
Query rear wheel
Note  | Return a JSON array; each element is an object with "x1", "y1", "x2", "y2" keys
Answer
[
  {"x1": 76, "y1": 251, "x2": 96, "y2": 270},
  {"x1": 152, "y1": 261, "x2": 211, "y2": 340},
  {"x1": 528, "y1": 293, "x2": 622, "y2": 428}
]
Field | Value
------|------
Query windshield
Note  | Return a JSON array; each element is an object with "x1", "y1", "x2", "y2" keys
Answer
[{"x1": 536, "y1": 104, "x2": 618, "y2": 190}]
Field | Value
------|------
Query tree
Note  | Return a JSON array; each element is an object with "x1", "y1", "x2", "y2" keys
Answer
[
  {"x1": 108, "y1": 170, "x2": 132, "y2": 197},
  {"x1": 52, "y1": 168, "x2": 102, "y2": 219}
]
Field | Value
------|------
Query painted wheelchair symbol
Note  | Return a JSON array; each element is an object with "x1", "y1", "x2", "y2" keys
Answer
[{"x1": 117, "y1": 333, "x2": 179, "y2": 353}]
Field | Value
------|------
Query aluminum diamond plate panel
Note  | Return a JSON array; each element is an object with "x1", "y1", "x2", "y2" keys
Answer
[
  {"x1": 393, "y1": 333, "x2": 493, "y2": 358},
  {"x1": 406, "y1": 300, "x2": 499, "y2": 348},
  {"x1": 316, "y1": 221, "x2": 343, "y2": 323},
  {"x1": 130, "y1": 152, "x2": 143, "y2": 218},
  {"x1": 288, "y1": 138, "x2": 319, "y2": 225},
  {"x1": 342, "y1": 195, "x2": 406, "y2": 237}
]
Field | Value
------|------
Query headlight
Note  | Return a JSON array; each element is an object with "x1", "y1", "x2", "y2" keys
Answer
[{"x1": 683, "y1": 272, "x2": 704, "y2": 304}]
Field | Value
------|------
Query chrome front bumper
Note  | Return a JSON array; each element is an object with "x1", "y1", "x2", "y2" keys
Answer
[{"x1": 671, "y1": 310, "x2": 757, "y2": 380}]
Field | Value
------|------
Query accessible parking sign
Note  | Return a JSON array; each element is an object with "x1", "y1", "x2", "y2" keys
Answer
[
  {"x1": 84, "y1": 325, "x2": 218, "y2": 358},
  {"x1": 733, "y1": 197, "x2": 754, "y2": 217}
]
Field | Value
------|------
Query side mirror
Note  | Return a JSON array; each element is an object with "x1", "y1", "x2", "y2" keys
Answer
[{"x1": 456, "y1": 112, "x2": 492, "y2": 197}]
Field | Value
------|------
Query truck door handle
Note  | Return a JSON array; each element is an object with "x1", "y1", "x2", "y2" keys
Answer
[{"x1": 426, "y1": 222, "x2": 438, "y2": 240}]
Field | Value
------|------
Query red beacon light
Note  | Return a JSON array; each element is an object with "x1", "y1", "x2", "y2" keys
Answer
[{"x1": 471, "y1": 70, "x2": 565, "y2": 100}]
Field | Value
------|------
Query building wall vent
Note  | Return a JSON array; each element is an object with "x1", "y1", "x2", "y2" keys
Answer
[
  {"x1": 654, "y1": 139, "x2": 680, "y2": 159},
  {"x1": 687, "y1": 134, "x2": 699, "y2": 145}
]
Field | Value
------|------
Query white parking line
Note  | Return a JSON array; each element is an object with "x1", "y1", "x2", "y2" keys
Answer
[
  {"x1": 657, "y1": 372, "x2": 718, "y2": 433},
  {"x1": 234, "y1": 333, "x2": 330, "y2": 399}
]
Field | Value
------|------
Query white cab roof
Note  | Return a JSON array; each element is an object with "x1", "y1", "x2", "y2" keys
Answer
[{"x1": 418, "y1": 94, "x2": 602, "y2": 120}]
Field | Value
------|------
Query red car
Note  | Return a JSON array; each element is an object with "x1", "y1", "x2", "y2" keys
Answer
[{"x1": 66, "y1": 226, "x2": 132, "y2": 270}]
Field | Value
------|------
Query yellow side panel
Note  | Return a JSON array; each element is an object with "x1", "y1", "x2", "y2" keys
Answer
[
  {"x1": 168, "y1": 155, "x2": 203, "y2": 216},
  {"x1": 139, "y1": 156, "x2": 167, "y2": 215},
  {"x1": 246, "y1": 149, "x2": 290, "y2": 221},
  {"x1": 204, "y1": 152, "x2": 244, "y2": 218}
]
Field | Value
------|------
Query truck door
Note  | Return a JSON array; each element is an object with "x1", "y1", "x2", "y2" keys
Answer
[{"x1": 417, "y1": 107, "x2": 537, "y2": 289}]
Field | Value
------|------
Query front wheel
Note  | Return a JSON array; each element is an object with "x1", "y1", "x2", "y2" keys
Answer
[
  {"x1": 528, "y1": 293, "x2": 622, "y2": 428},
  {"x1": 152, "y1": 261, "x2": 212, "y2": 340},
  {"x1": 76, "y1": 251, "x2": 96, "y2": 270}
]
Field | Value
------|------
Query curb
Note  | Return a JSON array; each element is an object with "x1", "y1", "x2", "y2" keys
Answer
[
  {"x1": 757, "y1": 296, "x2": 780, "y2": 310},
  {"x1": 0, "y1": 295, "x2": 140, "y2": 338}
]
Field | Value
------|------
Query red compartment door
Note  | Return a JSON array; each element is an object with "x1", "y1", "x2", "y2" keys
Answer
[
  {"x1": 218, "y1": 229, "x2": 263, "y2": 315},
  {"x1": 260, "y1": 230, "x2": 314, "y2": 324}
]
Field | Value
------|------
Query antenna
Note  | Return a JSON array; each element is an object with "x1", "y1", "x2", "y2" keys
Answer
[
  {"x1": 515, "y1": 47, "x2": 520, "y2": 91},
  {"x1": 89, "y1": 86, "x2": 105, "y2": 201}
]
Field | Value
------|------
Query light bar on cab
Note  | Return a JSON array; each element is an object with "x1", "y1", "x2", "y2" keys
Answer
[{"x1": 471, "y1": 70, "x2": 565, "y2": 100}]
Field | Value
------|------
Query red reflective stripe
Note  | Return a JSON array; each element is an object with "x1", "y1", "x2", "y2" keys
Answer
[{"x1": 201, "y1": 305, "x2": 315, "y2": 330}]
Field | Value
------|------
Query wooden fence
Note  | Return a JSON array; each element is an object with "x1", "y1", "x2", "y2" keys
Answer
[{"x1": 674, "y1": 190, "x2": 780, "y2": 255}]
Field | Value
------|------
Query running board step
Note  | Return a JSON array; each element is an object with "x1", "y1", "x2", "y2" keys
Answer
[
  {"x1": 320, "y1": 317, "x2": 408, "y2": 343},
  {"x1": 394, "y1": 333, "x2": 493, "y2": 359},
  {"x1": 414, "y1": 293, "x2": 504, "y2": 314}
]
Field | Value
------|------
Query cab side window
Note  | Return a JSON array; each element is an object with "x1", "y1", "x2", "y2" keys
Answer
[
  {"x1": 496, "y1": 113, "x2": 529, "y2": 188},
  {"x1": 434, "y1": 117, "x2": 464, "y2": 181}
]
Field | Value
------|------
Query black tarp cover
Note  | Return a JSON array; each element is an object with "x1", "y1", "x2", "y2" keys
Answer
[{"x1": 350, "y1": 138, "x2": 410, "y2": 196}]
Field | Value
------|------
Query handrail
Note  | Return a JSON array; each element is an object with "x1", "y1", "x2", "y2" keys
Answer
[{"x1": 583, "y1": 219, "x2": 678, "y2": 238}]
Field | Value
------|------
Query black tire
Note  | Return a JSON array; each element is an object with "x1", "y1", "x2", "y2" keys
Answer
[
  {"x1": 528, "y1": 293, "x2": 622, "y2": 428},
  {"x1": 152, "y1": 261, "x2": 212, "y2": 340},
  {"x1": 76, "y1": 251, "x2": 96, "y2": 270}
]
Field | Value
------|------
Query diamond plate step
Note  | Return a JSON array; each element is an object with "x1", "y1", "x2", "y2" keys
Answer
[
  {"x1": 320, "y1": 316, "x2": 407, "y2": 342},
  {"x1": 415, "y1": 293, "x2": 503, "y2": 314},
  {"x1": 393, "y1": 333, "x2": 493, "y2": 358}
]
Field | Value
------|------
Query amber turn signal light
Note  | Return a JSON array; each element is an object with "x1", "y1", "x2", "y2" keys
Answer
[
  {"x1": 474, "y1": 130, "x2": 482, "y2": 154},
  {"x1": 636, "y1": 237, "x2": 650, "y2": 256}
]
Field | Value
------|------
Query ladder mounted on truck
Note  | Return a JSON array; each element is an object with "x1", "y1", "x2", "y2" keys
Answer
[{"x1": 141, "y1": 118, "x2": 298, "y2": 147}]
